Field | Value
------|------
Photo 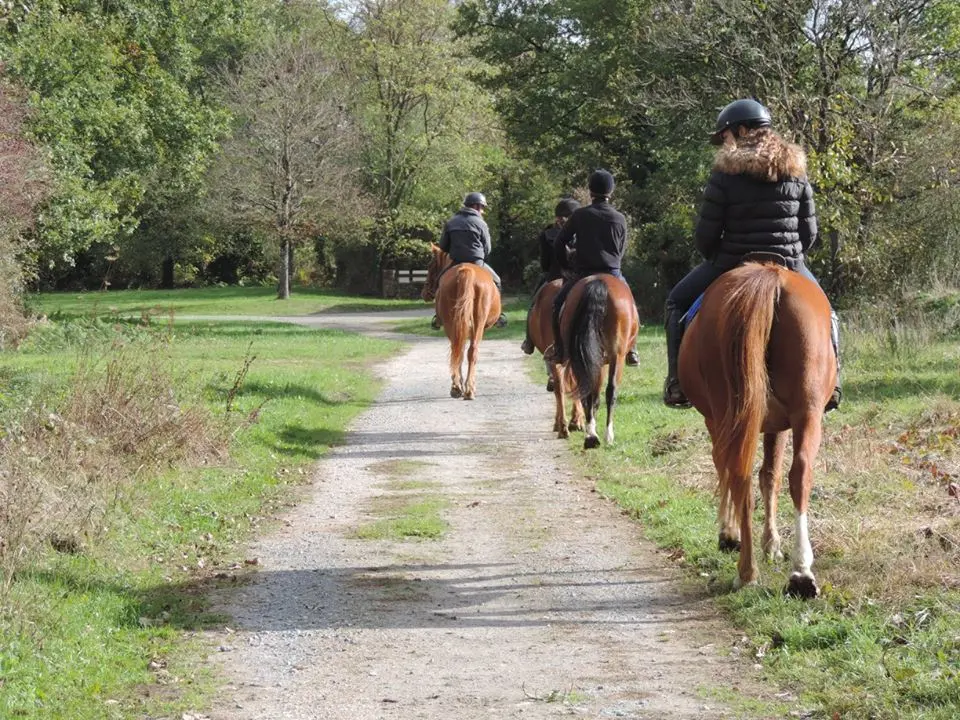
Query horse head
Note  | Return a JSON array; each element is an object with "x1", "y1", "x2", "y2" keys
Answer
[{"x1": 421, "y1": 245, "x2": 451, "y2": 301}]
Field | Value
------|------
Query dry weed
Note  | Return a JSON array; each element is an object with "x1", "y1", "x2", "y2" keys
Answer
[{"x1": 0, "y1": 341, "x2": 226, "y2": 589}]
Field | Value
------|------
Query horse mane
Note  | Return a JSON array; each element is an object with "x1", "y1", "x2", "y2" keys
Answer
[
  {"x1": 714, "y1": 263, "x2": 781, "y2": 488},
  {"x1": 422, "y1": 246, "x2": 452, "y2": 301}
]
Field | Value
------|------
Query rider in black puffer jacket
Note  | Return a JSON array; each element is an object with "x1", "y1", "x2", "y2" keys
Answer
[{"x1": 662, "y1": 98, "x2": 841, "y2": 411}]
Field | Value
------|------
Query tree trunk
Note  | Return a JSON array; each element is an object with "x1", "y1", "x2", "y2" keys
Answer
[
  {"x1": 288, "y1": 242, "x2": 295, "y2": 290},
  {"x1": 278, "y1": 238, "x2": 291, "y2": 299},
  {"x1": 161, "y1": 255, "x2": 175, "y2": 289}
]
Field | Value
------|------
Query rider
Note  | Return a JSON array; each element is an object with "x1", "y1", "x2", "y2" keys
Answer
[
  {"x1": 431, "y1": 191, "x2": 508, "y2": 330},
  {"x1": 661, "y1": 98, "x2": 842, "y2": 412},
  {"x1": 520, "y1": 198, "x2": 580, "y2": 355},
  {"x1": 544, "y1": 169, "x2": 640, "y2": 367}
]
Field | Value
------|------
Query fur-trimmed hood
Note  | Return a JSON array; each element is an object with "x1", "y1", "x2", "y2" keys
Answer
[{"x1": 713, "y1": 129, "x2": 807, "y2": 182}]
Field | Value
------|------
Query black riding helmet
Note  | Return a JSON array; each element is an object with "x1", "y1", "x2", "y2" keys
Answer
[
  {"x1": 709, "y1": 99, "x2": 772, "y2": 145},
  {"x1": 554, "y1": 198, "x2": 580, "y2": 218},
  {"x1": 587, "y1": 169, "x2": 615, "y2": 197},
  {"x1": 463, "y1": 191, "x2": 488, "y2": 208}
]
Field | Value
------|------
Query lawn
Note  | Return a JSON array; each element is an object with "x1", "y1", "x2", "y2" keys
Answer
[
  {"x1": 0, "y1": 315, "x2": 400, "y2": 718},
  {"x1": 546, "y1": 320, "x2": 960, "y2": 719},
  {"x1": 27, "y1": 285, "x2": 424, "y2": 319}
]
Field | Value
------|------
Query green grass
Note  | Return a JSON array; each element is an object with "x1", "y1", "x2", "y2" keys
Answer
[
  {"x1": 554, "y1": 324, "x2": 960, "y2": 719},
  {"x1": 354, "y1": 497, "x2": 448, "y2": 540},
  {"x1": 0, "y1": 317, "x2": 400, "y2": 718},
  {"x1": 27, "y1": 285, "x2": 424, "y2": 319}
]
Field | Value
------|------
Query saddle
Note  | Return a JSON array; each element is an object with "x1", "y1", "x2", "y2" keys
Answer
[{"x1": 681, "y1": 253, "x2": 789, "y2": 329}]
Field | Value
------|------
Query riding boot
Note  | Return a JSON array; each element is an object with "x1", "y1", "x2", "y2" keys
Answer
[
  {"x1": 825, "y1": 310, "x2": 842, "y2": 412},
  {"x1": 545, "y1": 306, "x2": 564, "y2": 363},
  {"x1": 625, "y1": 342, "x2": 640, "y2": 366},
  {"x1": 662, "y1": 309, "x2": 691, "y2": 408},
  {"x1": 431, "y1": 314, "x2": 442, "y2": 330}
]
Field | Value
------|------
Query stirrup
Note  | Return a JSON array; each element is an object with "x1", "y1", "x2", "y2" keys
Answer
[
  {"x1": 662, "y1": 378, "x2": 691, "y2": 409},
  {"x1": 520, "y1": 338, "x2": 535, "y2": 355},
  {"x1": 625, "y1": 350, "x2": 640, "y2": 366},
  {"x1": 430, "y1": 314, "x2": 441, "y2": 330}
]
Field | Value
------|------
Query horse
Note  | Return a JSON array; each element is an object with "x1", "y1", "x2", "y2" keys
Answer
[
  {"x1": 422, "y1": 245, "x2": 501, "y2": 400},
  {"x1": 528, "y1": 279, "x2": 584, "y2": 437},
  {"x1": 557, "y1": 274, "x2": 639, "y2": 449},
  {"x1": 678, "y1": 261, "x2": 835, "y2": 598}
]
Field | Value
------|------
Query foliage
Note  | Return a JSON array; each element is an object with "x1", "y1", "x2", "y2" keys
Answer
[
  {"x1": 0, "y1": 0, "x2": 260, "y2": 282},
  {"x1": 209, "y1": 17, "x2": 366, "y2": 298}
]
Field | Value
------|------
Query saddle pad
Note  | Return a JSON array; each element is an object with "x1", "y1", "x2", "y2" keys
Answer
[{"x1": 681, "y1": 293, "x2": 704, "y2": 329}]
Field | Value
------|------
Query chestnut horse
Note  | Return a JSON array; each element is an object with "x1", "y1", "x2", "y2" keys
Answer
[
  {"x1": 422, "y1": 245, "x2": 501, "y2": 400},
  {"x1": 557, "y1": 274, "x2": 639, "y2": 449},
  {"x1": 528, "y1": 279, "x2": 584, "y2": 437},
  {"x1": 678, "y1": 262, "x2": 835, "y2": 598}
]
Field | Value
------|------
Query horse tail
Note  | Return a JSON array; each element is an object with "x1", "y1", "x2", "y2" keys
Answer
[
  {"x1": 715, "y1": 265, "x2": 781, "y2": 495},
  {"x1": 450, "y1": 269, "x2": 474, "y2": 362},
  {"x1": 569, "y1": 278, "x2": 607, "y2": 404}
]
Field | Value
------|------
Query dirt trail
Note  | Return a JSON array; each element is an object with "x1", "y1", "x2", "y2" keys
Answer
[{"x1": 207, "y1": 319, "x2": 774, "y2": 719}]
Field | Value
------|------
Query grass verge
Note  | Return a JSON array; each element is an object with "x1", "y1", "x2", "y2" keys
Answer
[
  {"x1": 0, "y1": 316, "x2": 400, "y2": 718},
  {"x1": 27, "y1": 285, "x2": 424, "y2": 319},
  {"x1": 551, "y1": 323, "x2": 960, "y2": 719}
]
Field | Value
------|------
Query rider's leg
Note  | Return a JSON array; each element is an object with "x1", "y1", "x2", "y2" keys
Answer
[
  {"x1": 826, "y1": 310, "x2": 842, "y2": 411},
  {"x1": 522, "y1": 274, "x2": 549, "y2": 354},
  {"x1": 796, "y1": 264, "x2": 842, "y2": 411},
  {"x1": 663, "y1": 262, "x2": 723, "y2": 407},
  {"x1": 430, "y1": 263, "x2": 456, "y2": 329},
  {"x1": 546, "y1": 277, "x2": 576, "y2": 362}
]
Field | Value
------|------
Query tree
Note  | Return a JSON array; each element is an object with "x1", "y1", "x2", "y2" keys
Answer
[
  {"x1": 210, "y1": 28, "x2": 364, "y2": 299},
  {"x1": 351, "y1": 0, "x2": 502, "y2": 247}
]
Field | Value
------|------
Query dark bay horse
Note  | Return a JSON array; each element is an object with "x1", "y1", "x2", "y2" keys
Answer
[
  {"x1": 678, "y1": 262, "x2": 835, "y2": 598},
  {"x1": 528, "y1": 279, "x2": 584, "y2": 437},
  {"x1": 558, "y1": 274, "x2": 639, "y2": 449},
  {"x1": 422, "y1": 245, "x2": 501, "y2": 400}
]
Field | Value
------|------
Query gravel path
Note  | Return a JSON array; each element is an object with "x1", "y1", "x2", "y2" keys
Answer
[{"x1": 206, "y1": 313, "x2": 772, "y2": 719}]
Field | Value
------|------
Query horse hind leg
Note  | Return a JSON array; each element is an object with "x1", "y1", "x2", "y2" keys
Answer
[
  {"x1": 708, "y1": 420, "x2": 741, "y2": 552},
  {"x1": 463, "y1": 334, "x2": 481, "y2": 400},
  {"x1": 760, "y1": 431, "x2": 789, "y2": 562},
  {"x1": 604, "y1": 358, "x2": 621, "y2": 445},
  {"x1": 785, "y1": 416, "x2": 823, "y2": 599},
  {"x1": 583, "y1": 386, "x2": 601, "y2": 449},
  {"x1": 449, "y1": 338, "x2": 464, "y2": 398}
]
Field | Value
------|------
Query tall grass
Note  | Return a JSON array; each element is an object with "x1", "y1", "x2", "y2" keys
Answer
[{"x1": 552, "y1": 295, "x2": 960, "y2": 719}]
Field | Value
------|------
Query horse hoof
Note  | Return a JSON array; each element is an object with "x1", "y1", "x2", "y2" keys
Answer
[
  {"x1": 583, "y1": 436, "x2": 601, "y2": 450},
  {"x1": 558, "y1": 428, "x2": 569, "y2": 440},
  {"x1": 732, "y1": 576, "x2": 758, "y2": 591},
  {"x1": 718, "y1": 535, "x2": 741, "y2": 553},
  {"x1": 450, "y1": 387, "x2": 463, "y2": 398},
  {"x1": 569, "y1": 421, "x2": 583, "y2": 432},
  {"x1": 786, "y1": 573, "x2": 819, "y2": 599}
]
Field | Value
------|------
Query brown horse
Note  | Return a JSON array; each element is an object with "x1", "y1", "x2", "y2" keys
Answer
[
  {"x1": 422, "y1": 245, "x2": 501, "y2": 400},
  {"x1": 557, "y1": 274, "x2": 639, "y2": 449},
  {"x1": 528, "y1": 279, "x2": 584, "y2": 437},
  {"x1": 678, "y1": 262, "x2": 835, "y2": 598}
]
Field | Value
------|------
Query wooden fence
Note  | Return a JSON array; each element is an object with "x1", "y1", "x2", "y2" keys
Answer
[{"x1": 382, "y1": 268, "x2": 429, "y2": 298}]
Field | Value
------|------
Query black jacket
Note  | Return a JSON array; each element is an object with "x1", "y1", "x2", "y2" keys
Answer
[
  {"x1": 695, "y1": 131, "x2": 818, "y2": 272},
  {"x1": 538, "y1": 224, "x2": 563, "y2": 277},
  {"x1": 439, "y1": 207, "x2": 491, "y2": 263},
  {"x1": 554, "y1": 200, "x2": 627, "y2": 275}
]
